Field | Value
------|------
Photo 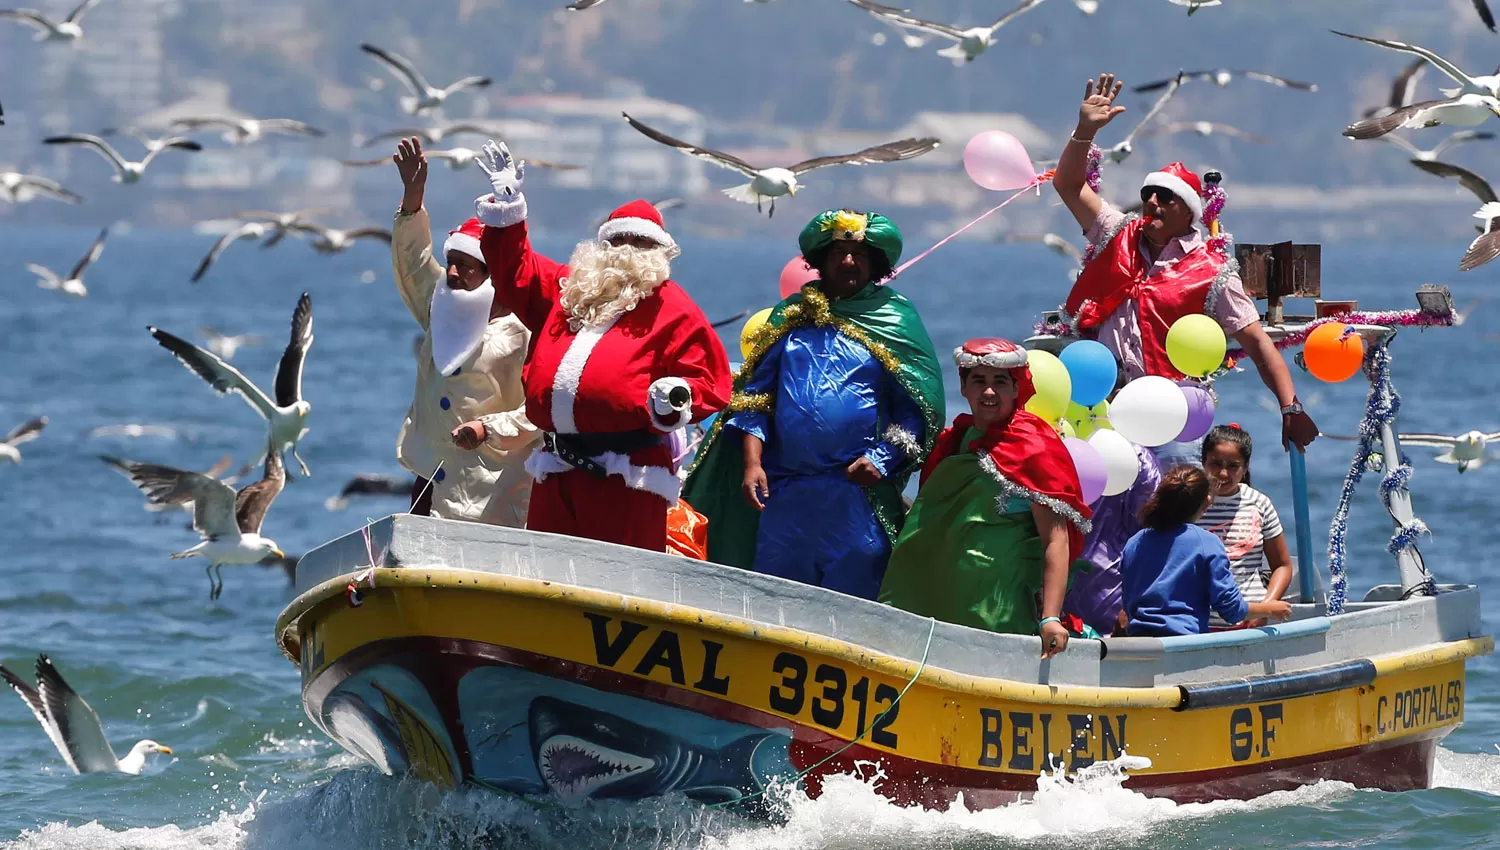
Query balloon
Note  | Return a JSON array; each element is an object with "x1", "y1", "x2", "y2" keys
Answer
[
  {"x1": 739, "y1": 307, "x2": 774, "y2": 359},
  {"x1": 1303, "y1": 322, "x2": 1366, "y2": 383},
  {"x1": 1024, "y1": 349, "x2": 1072, "y2": 423},
  {"x1": 1089, "y1": 400, "x2": 1113, "y2": 431},
  {"x1": 1165, "y1": 314, "x2": 1227, "y2": 378},
  {"x1": 1056, "y1": 417, "x2": 1077, "y2": 439},
  {"x1": 1059, "y1": 340, "x2": 1118, "y2": 407},
  {"x1": 1063, "y1": 437, "x2": 1108, "y2": 506},
  {"x1": 1110, "y1": 376, "x2": 1189, "y2": 447},
  {"x1": 1065, "y1": 401, "x2": 1094, "y2": 440},
  {"x1": 1088, "y1": 429, "x2": 1141, "y2": 497},
  {"x1": 778, "y1": 256, "x2": 819, "y2": 299},
  {"x1": 1175, "y1": 384, "x2": 1216, "y2": 443},
  {"x1": 962, "y1": 130, "x2": 1037, "y2": 191}
]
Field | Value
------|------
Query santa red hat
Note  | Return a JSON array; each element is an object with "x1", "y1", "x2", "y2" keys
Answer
[
  {"x1": 597, "y1": 199, "x2": 678, "y2": 255},
  {"x1": 1141, "y1": 162, "x2": 1205, "y2": 224},
  {"x1": 443, "y1": 218, "x2": 486, "y2": 265}
]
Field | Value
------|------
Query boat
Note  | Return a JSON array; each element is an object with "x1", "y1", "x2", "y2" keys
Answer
[{"x1": 274, "y1": 270, "x2": 1490, "y2": 810}]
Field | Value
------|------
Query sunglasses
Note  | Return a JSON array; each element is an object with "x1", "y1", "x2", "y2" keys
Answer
[{"x1": 1139, "y1": 185, "x2": 1177, "y2": 205}]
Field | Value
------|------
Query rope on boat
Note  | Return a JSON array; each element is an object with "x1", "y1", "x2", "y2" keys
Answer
[
  {"x1": 346, "y1": 461, "x2": 441, "y2": 607},
  {"x1": 707, "y1": 616, "x2": 938, "y2": 810}
]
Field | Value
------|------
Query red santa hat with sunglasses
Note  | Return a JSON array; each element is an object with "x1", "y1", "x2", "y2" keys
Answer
[{"x1": 1140, "y1": 162, "x2": 1205, "y2": 224}]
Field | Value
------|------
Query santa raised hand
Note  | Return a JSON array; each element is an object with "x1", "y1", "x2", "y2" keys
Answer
[{"x1": 473, "y1": 139, "x2": 732, "y2": 551}]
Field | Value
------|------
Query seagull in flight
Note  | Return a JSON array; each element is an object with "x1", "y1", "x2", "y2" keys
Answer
[
  {"x1": 1106, "y1": 71, "x2": 1186, "y2": 164},
  {"x1": 1, "y1": 172, "x2": 83, "y2": 204},
  {"x1": 0, "y1": 416, "x2": 46, "y2": 464},
  {"x1": 1332, "y1": 31, "x2": 1500, "y2": 99},
  {"x1": 1364, "y1": 58, "x2": 1427, "y2": 119},
  {"x1": 0, "y1": 0, "x2": 103, "y2": 42},
  {"x1": 1342, "y1": 95, "x2": 1500, "y2": 139},
  {"x1": 1476, "y1": 0, "x2": 1496, "y2": 32},
  {"x1": 43, "y1": 133, "x2": 200, "y2": 183},
  {"x1": 342, "y1": 147, "x2": 580, "y2": 172},
  {"x1": 998, "y1": 232, "x2": 1084, "y2": 262},
  {"x1": 1376, "y1": 130, "x2": 1494, "y2": 161},
  {"x1": 360, "y1": 123, "x2": 498, "y2": 148},
  {"x1": 233, "y1": 207, "x2": 333, "y2": 248},
  {"x1": 148, "y1": 292, "x2": 314, "y2": 477},
  {"x1": 284, "y1": 222, "x2": 393, "y2": 254},
  {"x1": 1404, "y1": 159, "x2": 1500, "y2": 270},
  {"x1": 622, "y1": 112, "x2": 938, "y2": 216},
  {"x1": 1133, "y1": 69, "x2": 1317, "y2": 93},
  {"x1": 168, "y1": 116, "x2": 325, "y2": 146},
  {"x1": 190, "y1": 222, "x2": 272, "y2": 283},
  {"x1": 29, "y1": 227, "x2": 106, "y2": 297},
  {"x1": 1324, "y1": 429, "x2": 1500, "y2": 472},
  {"x1": 1166, "y1": 0, "x2": 1221, "y2": 13},
  {"x1": 1, "y1": 655, "x2": 172, "y2": 774},
  {"x1": 1138, "y1": 120, "x2": 1272, "y2": 143},
  {"x1": 324, "y1": 472, "x2": 415, "y2": 511},
  {"x1": 85, "y1": 423, "x2": 180, "y2": 440},
  {"x1": 102, "y1": 438, "x2": 287, "y2": 599},
  {"x1": 199, "y1": 327, "x2": 262, "y2": 360},
  {"x1": 360, "y1": 43, "x2": 491, "y2": 116},
  {"x1": 845, "y1": 0, "x2": 1049, "y2": 64}
]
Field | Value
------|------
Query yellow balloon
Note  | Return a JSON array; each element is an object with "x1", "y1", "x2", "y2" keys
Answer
[
  {"x1": 1024, "y1": 349, "x2": 1071, "y2": 423},
  {"x1": 739, "y1": 307, "x2": 775, "y2": 359},
  {"x1": 1056, "y1": 417, "x2": 1077, "y2": 439},
  {"x1": 1089, "y1": 400, "x2": 1113, "y2": 431},
  {"x1": 1166, "y1": 314, "x2": 1227, "y2": 378},
  {"x1": 1065, "y1": 401, "x2": 1095, "y2": 440}
]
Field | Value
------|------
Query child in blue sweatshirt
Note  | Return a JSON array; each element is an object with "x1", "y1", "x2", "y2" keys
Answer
[{"x1": 1121, "y1": 465, "x2": 1292, "y2": 637}]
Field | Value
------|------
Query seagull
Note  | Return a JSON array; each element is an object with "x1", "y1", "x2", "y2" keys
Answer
[
  {"x1": 870, "y1": 16, "x2": 935, "y2": 48},
  {"x1": 1408, "y1": 159, "x2": 1496, "y2": 205},
  {"x1": 0, "y1": 0, "x2": 103, "y2": 42},
  {"x1": 1377, "y1": 130, "x2": 1494, "y2": 161},
  {"x1": 1, "y1": 655, "x2": 172, "y2": 775},
  {"x1": 324, "y1": 473, "x2": 416, "y2": 511},
  {"x1": 1462, "y1": 202, "x2": 1500, "y2": 271},
  {"x1": 148, "y1": 291, "x2": 313, "y2": 478},
  {"x1": 191, "y1": 222, "x2": 270, "y2": 283},
  {"x1": 28, "y1": 227, "x2": 106, "y2": 297},
  {"x1": 0, "y1": 416, "x2": 46, "y2": 464},
  {"x1": 1106, "y1": 71, "x2": 1186, "y2": 164},
  {"x1": 1138, "y1": 120, "x2": 1272, "y2": 143},
  {"x1": 1343, "y1": 95, "x2": 1500, "y2": 140},
  {"x1": 199, "y1": 327, "x2": 262, "y2": 360},
  {"x1": 102, "y1": 438, "x2": 286, "y2": 599},
  {"x1": 43, "y1": 133, "x2": 200, "y2": 184},
  {"x1": 1, "y1": 172, "x2": 83, "y2": 204},
  {"x1": 1477, "y1": 0, "x2": 1496, "y2": 32},
  {"x1": 1331, "y1": 31, "x2": 1500, "y2": 99},
  {"x1": 168, "y1": 116, "x2": 325, "y2": 146},
  {"x1": 1364, "y1": 58, "x2": 1427, "y2": 119},
  {"x1": 233, "y1": 208, "x2": 332, "y2": 248},
  {"x1": 341, "y1": 147, "x2": 580, "y2": 172},
  {"x1": 1166, "y1": 0, "x2": 1221, "y2": 13},
  {"x1": 845, "y1": 0, "x2": 1050, "y2": 65},
  {"x1": 85, "y1": 423, "x2": 180, "y2": 440},
  {"x1": 1071, "y1": 0, "x2": 1099, "y2": 14},
  {"x1": 1133, "y1": 70, "x2": 1317, "y2": 93},
  {"x1": 360, "y1": 123, "x2": 497, "y2": 148},
  {"x1": 998, "y1": 232, "x2": 1084, "y2": 262},
  {"x1": 622, "y1": 113, "x2": 938, "y2": 216},
  {"x1": 360, "y1": 43, "x2": 491, "y2": 116},
  {"x1": 1323, "y1": 429, "x2": 1500, "y2": 472},
  {"x1": 100, "y1": 454, "x2": 233, "y2": 522},
  {"x1": 284, "y1": 223, "x2": 393, "y2": 255}
]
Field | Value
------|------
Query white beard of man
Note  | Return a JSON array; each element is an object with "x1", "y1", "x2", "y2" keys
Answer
[
  {"x1": 560, "y1": 240, "x2": 672, "y2": 331},
  {"x1": 429, "y1": 278, "x2": 495, "y2": 377}
]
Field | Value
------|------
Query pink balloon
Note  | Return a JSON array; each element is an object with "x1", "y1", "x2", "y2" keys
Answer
[
  {"x1": 1063, "y1": 436, "x2": 1108, "y2": 506},
  {"x1": 779, "y1": 256, "x2": 819, "y2": 299},
  {"x1": 963, "y1": 130, "x2": 1037, "y2": 191}
]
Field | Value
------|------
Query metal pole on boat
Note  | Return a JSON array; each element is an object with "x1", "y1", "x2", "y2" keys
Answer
[
  {"x1": 1377, "y1": 420, "x2": 1435, "y2": 597},
  {"x1": 1288, "y1": 448, "x2": 1318, "y2": 604}
]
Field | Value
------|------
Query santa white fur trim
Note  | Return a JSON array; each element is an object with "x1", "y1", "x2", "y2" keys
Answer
[
  {"x1": 598, "y1": 217, "x2": 679, "y2": 256},
  {"x1": 952, "y1": 347, "x2": 1028, "y2": 370},
  {"x1": 550, "y1": 315, "x2": 622, "y2": 434},
  {"x1": 1141, "y1": 172, "x2": 1204, "y2": 223},
  {"x1": 526, "y1": 449, "x2": 681, "y2": 503},
  {"x1": 883, "y1": 424, "x2": 922, "y2": 460},
  {"x1": 442, "y1": 232, "x2": 484, "y2": 264},
  {"x1": 475, "y1": 192, "x2": 528, "y2": 228},
  {"x1": 977, "y1": 454, "x2": 1092, "y2": 534}
]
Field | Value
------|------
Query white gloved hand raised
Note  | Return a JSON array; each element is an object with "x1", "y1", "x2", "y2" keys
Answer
[{"x1": 477, "y1": 140, "x2": 526, "y2": 199}]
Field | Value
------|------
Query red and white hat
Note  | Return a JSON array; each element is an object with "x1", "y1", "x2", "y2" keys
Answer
[
  {"x1": 1141, "y1": 162, "x2": 1204, "y2": 224},
  {"x1": 443, "y1": 217, "x2": 486, "y2": 265},
  {"x1": 597, "y1": 199, "x2": 678, "y2": 255},
  {"x1": 953, "y1": 337, "x2": 1028, "y2": 370}
]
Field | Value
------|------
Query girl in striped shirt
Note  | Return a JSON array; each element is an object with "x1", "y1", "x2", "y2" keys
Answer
[{"x1": 1197, "y1": 425, "x2": 1294, "y2": 628}]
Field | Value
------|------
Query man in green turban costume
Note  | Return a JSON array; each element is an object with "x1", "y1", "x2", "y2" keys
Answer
[{"x1": 682, "y1": 210, "x2": 943, "y2": 599}]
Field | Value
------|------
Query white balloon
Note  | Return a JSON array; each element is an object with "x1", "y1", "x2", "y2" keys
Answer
[
  {"x1": 1088, "y1": 429, "x2": 1141, "y2": 497},
  {"x1": 1109, "y1": 375, "x2": 1189, "y2": 448}
]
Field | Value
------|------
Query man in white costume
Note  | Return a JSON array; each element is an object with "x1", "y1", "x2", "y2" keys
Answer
[{"x1": 391, "y1": 136, "x2": 537, "y2": 526}]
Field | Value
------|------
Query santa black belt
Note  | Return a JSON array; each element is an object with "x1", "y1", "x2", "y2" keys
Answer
[{"x1": 542, "y1": 430, "x2": 663, "y2": 479}]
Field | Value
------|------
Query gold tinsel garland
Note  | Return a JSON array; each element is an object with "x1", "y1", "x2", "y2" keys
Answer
[{"x1": 736, "y1": 285, "x2": 903, "y2": 391}]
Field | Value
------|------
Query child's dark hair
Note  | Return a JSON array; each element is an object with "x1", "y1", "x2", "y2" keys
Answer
[
  {"x1": 1201, "y1": 423, "x2": 1253, "y2": 486},
  {"x1": 1139, "y1": 465, "x2": 1212, "y2": 531}
]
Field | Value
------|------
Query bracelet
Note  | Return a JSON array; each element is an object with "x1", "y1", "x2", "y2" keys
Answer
[
  {"x1": 1068, "y1": 134, "x2": 1095, "y2": 144},
  {"x1": 1039, "y1": 616, "x2": 1062, "y2": 628}
]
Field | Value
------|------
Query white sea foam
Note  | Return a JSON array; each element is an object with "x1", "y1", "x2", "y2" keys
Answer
[{"x1": 1431, "y1": 745, "x2": 1500, "y2": 796}]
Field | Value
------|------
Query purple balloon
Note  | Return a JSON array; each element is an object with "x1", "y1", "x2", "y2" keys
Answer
[
  {"x1": 1063, "y1": 436, "x2": 1108, "y2": 506},
  {"x1": 1175, "y1": 385, "x2": 1216, "y2": 443}
]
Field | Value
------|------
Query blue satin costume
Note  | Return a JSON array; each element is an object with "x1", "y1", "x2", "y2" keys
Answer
[{"x1": 725, "y1": 325, "x2": 926, "y2": 599}]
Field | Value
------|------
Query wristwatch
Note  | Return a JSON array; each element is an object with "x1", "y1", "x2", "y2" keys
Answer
[{"x1": 1279, "y1": 400, "x2": 1304, "y2": 416}]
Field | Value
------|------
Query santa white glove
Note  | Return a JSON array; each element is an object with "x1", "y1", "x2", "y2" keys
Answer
[
  {"x1": 648, "y1": 377, "x2": 692, "y2": 431},
  {"x1": 477, "y1": 140, "x2": 526, "y2": 199}
]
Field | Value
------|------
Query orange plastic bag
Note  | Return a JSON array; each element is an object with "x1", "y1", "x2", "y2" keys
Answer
[{"x1": 666, "y1": 498, "x2": 709, "y2": 560}]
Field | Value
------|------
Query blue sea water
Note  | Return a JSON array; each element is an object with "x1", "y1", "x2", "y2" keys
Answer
[{"x1": 2, "y1": 223, "x2": 1500, "y2": 849}]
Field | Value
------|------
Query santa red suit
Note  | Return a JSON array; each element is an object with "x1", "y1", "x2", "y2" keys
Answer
[{"x1": 474, "y1": 147, "x2": 731, "y2": 551}]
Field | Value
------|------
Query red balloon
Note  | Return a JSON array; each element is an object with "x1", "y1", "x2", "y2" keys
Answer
[{"x1": 779, "y1": 256, "x2": 819, "y2": 299}]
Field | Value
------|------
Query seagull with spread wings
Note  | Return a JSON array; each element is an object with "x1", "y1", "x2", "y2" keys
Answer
[
  {"x1": 0, "y1": 0, "x2": 103, "y2": 42},
  {"x1": 1, "y1": 656, "x2": 172, "y2": 775},
  {"x1": 1, "y1": 172, "x2": 82, "y2": 204},
  {"x1": 1343, "y1": 94, "x2": 1500, "y2": 139},
  {"x1": 1106, "y1": 71, "x2": 1186, "y2": 164},
  {"x1": 1405, "y1": 159, "x2": 1500, "y2": 270},
  {"x1": 622, "y1": 112, "x2": 938, "y2": 216},
  {"x1": 997, "y1": 232, "x2": 1084, "y2": 262},
  {"x1": 190, "y1": 222, "x2": 273, "y2": 283},
  {"x1": 1138, "y1": 120, "x2": 1272, "y2": 143},
  {"x1": 845, "y1": 0, "x2": 1049, "y2": 64},
  {"x1": 1333, "y1": 31, "x2": 1500, "y2": 98},
  {"x1": 284, "y1": 222, "x2": 393, "y2": 255},
  {"x1": 1364, "y1": 58, "x2": 1427, "y2": 119},
  {"x1": 29, "y1": 227, "x2": 106, "y2": 298},
  {"x1": 360, "y1": 43, "x2": 491, "y2": 116},
  {"x1": 324, "y1": 472, "x2": 416, "y2": 511},
  {"x1": 360, "y1": 123, "x2": 497, "y2": 148},
  {"x1": 43, "y1": 133, "x2": 200, "y2": 183},
  {"x1": 1133, "y1": 69, "x2": 1317, "y2": 93},
  {"x1": 103, "y1": 438, "x2": 286, "y2": 599},
  {"x1": 1323, "y1": 429, "x2": 1500, "y2": 472},
  {"x1": 0, "y1": 416, "x2": 46, "y2": 464},
  {"x1": 1165, "y1": 0, "x2": 1220, "y2": 14},
  {"x1": 1377, "y1": 130, "x2": 1494, "y2": 161},
  {"x1": 168, "y1": 116, "x2": 324, "y2": 146},
  {"x1": 148, "y1": 292, "x2": 314, "y2": 477},
  {"x1": 199, "y1": 327, "x2": 262, "y2": 360},
  {"x1": 342, "y1": 147, "x2": 579, "y2": 172}
]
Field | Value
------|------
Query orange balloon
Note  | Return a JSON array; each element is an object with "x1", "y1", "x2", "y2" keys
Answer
[{"x1": 1303, "y1": 322, "x2": 1366, "y2": 383}]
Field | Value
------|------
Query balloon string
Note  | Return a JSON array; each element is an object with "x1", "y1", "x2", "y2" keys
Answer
[{"x1": 888, "y1": 174, "x2": 1052, "y2": 280}]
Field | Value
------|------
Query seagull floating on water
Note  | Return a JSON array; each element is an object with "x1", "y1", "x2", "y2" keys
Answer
[
  {"x1": 168, "y1": 115, "x2": 325, "y2": 146},
  {"x1": 622, "y1": 112, "x2": 938, "y2": 216},
  {"x1": 360, "y1": 43, "x2": 491, "y2": 116},
  {"x1": 1, "y1": 172, "x2": 82, "y2": 204},
  {"x1": 0, "y1": 0, "x2": 102, "y2": 42},
  {"x1": 845, "y1": 0, "x2": 1049, "y2": 65},
  {"x1": 1133, "y1": 69, "x2": 1317, "y2": 93},
  {"x1": 0, "y1": 416, "x2": 46, "y2": 464},
  {"x1": 29, "y1": 227, "x2": 106, "y2": 297},
  {"x1": 1, "y1": 655, "x2": 172, "y2": 774},
  {"x1": 149, "y1": 292, "x2": 314, "y2": 477},
  {"x1": 43, "y1": 133, "x2": 200, "y2": 183}
]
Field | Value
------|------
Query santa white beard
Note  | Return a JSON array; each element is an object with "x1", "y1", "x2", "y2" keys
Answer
[
  {"x1": 429, "y1": 278, "x2": 494, "y2": 376},
  {"x1": 560, "y1": 241, "x2": 671, "y2": 330}
]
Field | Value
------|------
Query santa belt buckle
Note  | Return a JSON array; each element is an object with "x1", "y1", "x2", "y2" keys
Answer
[{"x1": 542, "y1": 432, "x2": 609, "y2": 479}]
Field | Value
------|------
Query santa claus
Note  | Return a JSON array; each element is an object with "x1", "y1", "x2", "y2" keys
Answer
[{"x1": 472, "y1": 139, "x2": 732, "y2": 551}]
